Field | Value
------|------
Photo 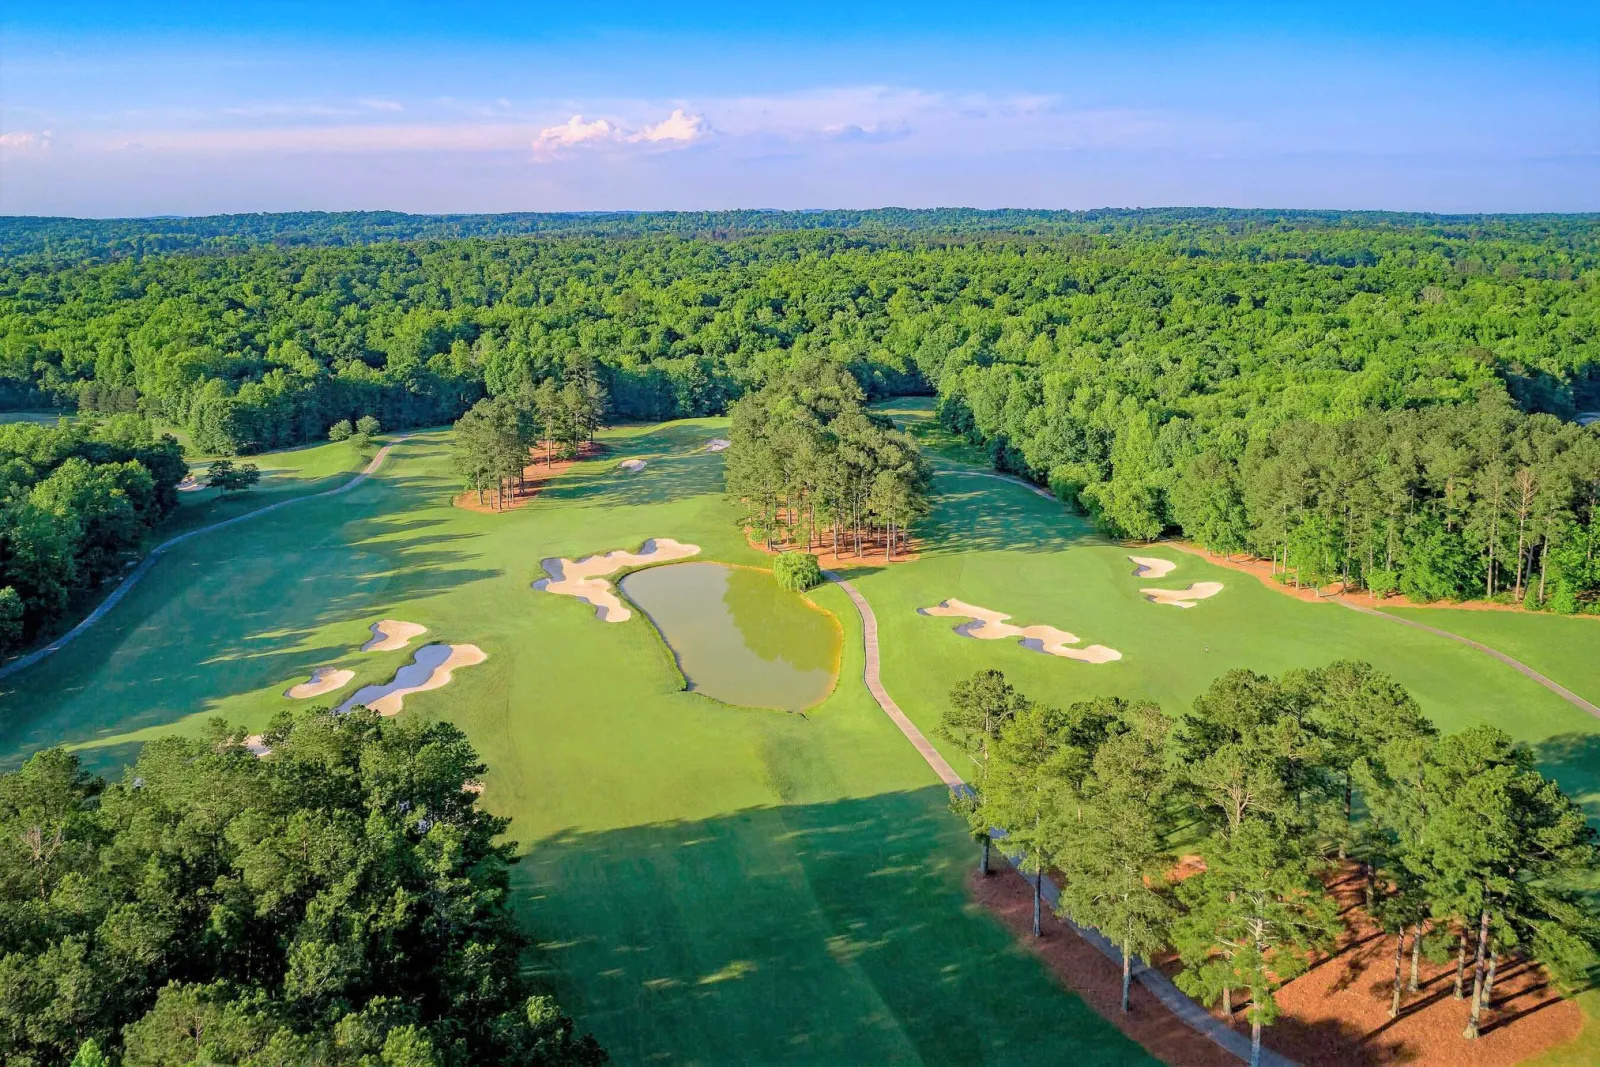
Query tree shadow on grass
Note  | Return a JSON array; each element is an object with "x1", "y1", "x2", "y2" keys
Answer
[
  {"x1": 1532, "y1": 733, "x2": 1600, "y2": 826},
  {"x1": 919, "y1": 475, "x2": 1099, "y2": 557},
  {"x1": 515, "y1": 786, "x2": 1158, "y2": 1067}
]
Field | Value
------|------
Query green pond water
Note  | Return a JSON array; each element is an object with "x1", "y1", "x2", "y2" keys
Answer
[{"x1": 619, "y1": 562, "x2": 840, "y2": 711}]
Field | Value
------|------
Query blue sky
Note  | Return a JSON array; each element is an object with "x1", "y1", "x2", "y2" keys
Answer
[{"x1": 2, "y1": 2, "x2": 1596, "y2": 217}]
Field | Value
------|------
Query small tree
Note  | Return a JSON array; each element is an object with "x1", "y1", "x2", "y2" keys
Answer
[
  {"x1": 0, "y1": 586, "x2": 23, "y2": 653},
  {"x1": 939, "y1": 670, "x2": 1025, "y2": 874},
  {"x1": 772, "y1": 551, "x2": 823, "y2": 592},
  {"x1": 328, "y1": 419, "x2": 353, "y2": 443},
  {"x1": 205, "y1": 459, "x2": 261, "y2": 495},
  {"x1": 355, "y1": 414, "x2": 382, "y2": 439}
]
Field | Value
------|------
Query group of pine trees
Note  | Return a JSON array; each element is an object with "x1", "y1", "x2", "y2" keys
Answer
[
  {"x1": 723, "y1": 363, "x2": 932, "y2": 558},
  {"x1": 449, "y1": 355, "x2": 606, "y2": 508},
  {"x1": 0, "y1": 710, "x2": 606, "y2": 1067},
  {"x1": 945, "y1": 663, "x2": 1599, "y2": 1067},
  {"x1": 0, "y1": 415, "x2": 187, "y2": 654}
]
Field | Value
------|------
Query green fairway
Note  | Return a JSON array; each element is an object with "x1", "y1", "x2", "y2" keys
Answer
[{"x1": 3, "y1": 407, "x2": 1599, "y2": 1062}]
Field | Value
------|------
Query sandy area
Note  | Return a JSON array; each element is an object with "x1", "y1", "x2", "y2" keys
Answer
[
  {"x1": 361, "y1": 619, "x2": 428, "y2": 652},
  {"x1": 283, "y1": 666, "x2": 355, "y2": 699},
  {"x1": 336, "y1": 642, "x2": 486, "y2": 716},
  {"x1": 533, "y1": 537, "x2": 701, "y2": 622},
  {"x1": 705, "y1": 438, "x2": 731, "y2": 452},
  {"x1": 919, "y1": 598, "x2": 1121, "y2": 663},
  {"x1": 177, "y1": 474, "x2": 204, "y2": 492},
  {"x1": 1129, "y1": 555, "x2": 1177, "y2": 579},
  {"x1": 619, "y1": 458, "x2": 647, "y2": 472},
  {"x1": 1142, "y1": 582, "x2": 1225, "y2": 608},
  {"x1": 242, "y1": 735, "x2": 272, "y2": 757}
]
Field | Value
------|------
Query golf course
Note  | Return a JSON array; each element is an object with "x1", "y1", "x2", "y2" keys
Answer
[{"x1": 1, "y1": 399, "x2": 1598, "y2": 1063}]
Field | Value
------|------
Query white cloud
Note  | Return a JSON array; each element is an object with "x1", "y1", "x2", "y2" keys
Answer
[
  {"x1": 360, "y1": 98, "x2": 404, "y2": 112},
  {"x1": 532, "y1": 108, "x2": 708, "y2": 161},
  {"x1": 631, "y1": 108, "x2": 708, "y2": 144},
  {"x1": 532, "y1": 114, "x2": 621, "y2": 158},
  {"x1": 0, "y1": 130, "x2": 52, "y2": 151}
]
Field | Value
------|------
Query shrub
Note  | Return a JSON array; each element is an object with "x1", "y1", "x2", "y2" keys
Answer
[
  {"x1": 773, "y1": 551, "x2": 824, "y2": 592},
  {"x1": 328, "y1": 418, "x2": 353, "y2": 442},
  {"x1": 1365, "y1": 567, "x2": 1399, "y2": 599},
  {"x1": 356, "y1": 414, "x2": 382, "y2": 438}
]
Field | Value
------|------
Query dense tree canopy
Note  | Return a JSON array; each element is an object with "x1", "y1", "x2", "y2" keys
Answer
[
  {"x1": 0, "y1": 710, "x2": 604, "y2": 1067},
  {"x1": 0, "y1": 416, "x2": 186, "y2": 652}
]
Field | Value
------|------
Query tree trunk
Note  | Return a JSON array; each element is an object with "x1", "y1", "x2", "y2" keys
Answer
[
  {"x1": 1464, "y1": 910, "x2": 1490, "y2": 1038},
  {"x1": 1409, "y1": 923, "x2": 1423, "y2": 992},
  {"x1": 1121, "y1": 941, "x2": 1132, "y2": 1013},
  {"x1": 1250, "y1": 1017, "x2": 1262, "y2": 1067},
  {"x1": 1390, "y1": 928, "x2": 1406, "y2": 1018},
  {"x1": 1223, "y1": 985, "x2": 1232, "y2": 1021},
  {"x1": 979, "y1": 837, "x2": 990, "y2": 876},
  {"x1": 1032, "y1": 871, "x2": 1043, "y2": 937},
  {"x1": 1481, "y1": 950, "x2": 1499, "y2": 1012},
  {"x1": 1539, "y1": 531, "x2": 1550, "y2": 602},
  {"x1": 1454, "y1": 929, "x2": 1468, "y2": 998}
]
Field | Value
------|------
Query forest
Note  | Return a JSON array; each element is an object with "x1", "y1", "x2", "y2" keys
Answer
[
  {"x1": 947, "y1": 662, "x2": 1600, "y2": 1066},
  {"x1": 1, "y1": 209, "x2": 1596, "y2": 614},
  {"x1": 0, "y1": 710, "x2": 606, "y2": 1067},
  {"x1": 0, "y1": 417, "x2": 188, "y2": 652}
]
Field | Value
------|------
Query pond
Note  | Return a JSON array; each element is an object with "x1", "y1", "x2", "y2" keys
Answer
[{"x1": 619, "y1": 562, "x2": 840, "y2": 711}]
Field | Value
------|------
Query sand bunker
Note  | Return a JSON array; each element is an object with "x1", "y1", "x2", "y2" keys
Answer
[
  {"x1": 619, "y1": 458, "x2": 647, "y2": 472},
  {"x1": 919, "y1": 599, "x2": 1122, "y2": 664},
  {"x1": 1128, "y1": 555, "x2": 1176, "y2": 579},
  {"x1": 283, "y1": 666, "x2": 355, "y2": 699},
  {"x1": 242, "y1": 735, "x2": 271, "y2": 757},
  {"x1": 1142, "y1": 582, "x2": 1225, "y2": 608},
  {"x1": 533, "y1": 538, "x2": 701, "y2": 622},
  {"x1": 705, "y1": 438, "x2": 731, "y2": 453},
  {"x1": 177, "y1": 474, "x2": 204, "y2": 492},
  {"x1": 336, "y1": 642, "x2": 486, "y2": 716},
  {"x1": 361, "y1": 619, "x2": 428, "y2": 652}
]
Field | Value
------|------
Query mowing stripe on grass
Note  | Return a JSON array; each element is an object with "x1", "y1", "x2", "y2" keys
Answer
[
  {"x1": 826, "y1": 567, "x2": 1291, "y2": 1066},
  {"x1": 0, "y1": 437, "x2": 408, "y2": 683}
]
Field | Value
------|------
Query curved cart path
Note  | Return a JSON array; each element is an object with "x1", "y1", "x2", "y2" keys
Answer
[
  {"x1": 1337, "y1": 601, "x2": 1600, "y2": 718},
  {"x1": 824, "y1": 568, "x2": 1294, "y2": 1066},
  {"x1": 0, "y1": 438, "x2": 409, "y2": 683}
]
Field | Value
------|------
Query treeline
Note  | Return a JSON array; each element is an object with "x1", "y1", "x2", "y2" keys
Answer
[
  {"x1": 2, "y1": 218, "x2": 1596, "y2": 461},
  {"x1": 947, "y1": 663, "x2": 1598, "y2": 1066},
  {"x1": 724, "y1": 363, "x2": 931, "y2": 557},
  {"x1": 6, "y1": 208, "x2": 1597, "y2": 265},
  {"x1": 0, "y1": 417, "x2": 186, "y2": 653},
  {"x1": 0, "y1": 710, "x2": 606, "y2": 1067},
  {"x1": 451, "y1": 354, "x2": 606, "y2": 507},
  {"x1": 1167, "y1": 396, "x2": 1600, "y2": 608}
]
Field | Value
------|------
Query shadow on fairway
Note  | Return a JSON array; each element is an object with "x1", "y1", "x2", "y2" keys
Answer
[
  {"x1": 515, "y1": 786, "x2": 1156, "y2": 1066},
  {"x1": 921, "y1": 474, "x2": 1098, "y2": 556},
  {"x1": 1535, "y1": 733, "x2": 1600, "y2": 825}
]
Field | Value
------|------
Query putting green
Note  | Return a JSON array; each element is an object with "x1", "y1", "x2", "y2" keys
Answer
[{"x1": 2, "y1": 408, "x2": 1597, "y2": 1062}]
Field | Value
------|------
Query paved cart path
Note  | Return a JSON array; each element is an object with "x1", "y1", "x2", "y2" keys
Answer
[
  {"x1": 824, "y1": 567, "x2": 1294, "y2": 1067},
  {"x1": 0, "y1": 438, "x2": 408, "y2": 683}
]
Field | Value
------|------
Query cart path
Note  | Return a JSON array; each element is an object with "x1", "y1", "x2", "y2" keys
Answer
[
  {"x1": 824, "y1": 568, "x2": 1292, "y2": 1066},
  {"x1": 0, "y1": 438, "x2": 409, "y2": 683},
  {"x1": 1337, "y1": 601, "x2": 1600, "y2": 718}
]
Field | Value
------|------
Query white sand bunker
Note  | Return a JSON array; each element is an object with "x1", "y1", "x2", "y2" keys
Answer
[
  {"x1": 336, "y1": 642, "x2": 487, "y2": 716},
  {"x1": 1128, "y1": 555, "x2": 1177, "y2": 579},
  {"x1": 534, "y1": 538, "x2": 700, "y2": 622},
  {"x1": 243, "y1": 735, "x2": 272, "y2": 757},
  {"x1": 362, "y1": 619, "x2": 428, "y2": 652},
  {"x1": 283, "y1": 666, "x2": 355, "y2": 699},
  {"x1": 619, "y1": 458, "x2": 647, "y2": 472},
  {"x1": 1142, "y1": 582, "x2": 1225, "y2": 608},
  {"x1": 705, "y1": 439, "x2": 731, "y2": 453},
  {"x1": 918, "y1": 599, "x2": 1122, "y2": 664}
]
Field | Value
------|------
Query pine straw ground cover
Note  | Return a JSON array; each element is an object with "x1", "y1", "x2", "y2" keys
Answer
[{"x1": 977, "y1": 860, "x2": 1586, "y2": 1067}]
